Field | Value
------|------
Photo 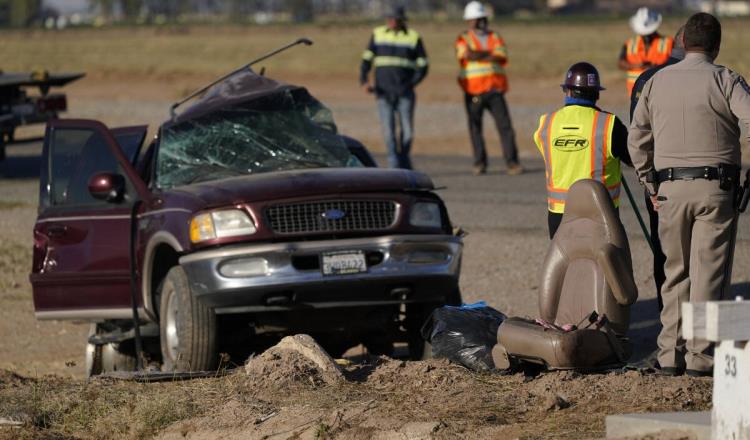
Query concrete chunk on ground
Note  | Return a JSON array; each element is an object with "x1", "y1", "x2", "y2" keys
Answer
[
  {"x1": 606, "y1": 411, "x2": 710, "y2": 440},
  {"x1": 244, "y1": 334, "x2": 344, "y2": 385}
]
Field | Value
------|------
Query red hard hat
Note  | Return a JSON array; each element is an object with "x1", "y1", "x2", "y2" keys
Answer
[{"x1": 561, "y1": 62, "x2": 605, "y2": 91}]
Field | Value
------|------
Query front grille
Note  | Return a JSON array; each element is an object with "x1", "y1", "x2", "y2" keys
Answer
[{"x1": 266, "y1": 200, "x2": 397, "y2": 234}]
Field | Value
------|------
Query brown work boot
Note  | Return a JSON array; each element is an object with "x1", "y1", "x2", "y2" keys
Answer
[
  {"x1": 472, "y1": 165, "x2": 486, "y2": 176},
  {"x1": 507, "y1": 163, "x2": 524, "y2": 176},
  {"x1": 685, "y1": 369, "x2": 712, "y2": 378},
  {"x1": 654, "y1": 366, "x2": 683, "y2": 376}
]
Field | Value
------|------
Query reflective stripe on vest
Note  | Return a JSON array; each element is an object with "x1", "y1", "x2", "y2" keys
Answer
[
  {"x1": 456, "y1": 30, "x2": 508, "y2": 95},
  {"x1": 624, "y1": 35, "x2": 673, "y2": 95},
  {"x1": 459, "y1": 64, "x2": 505, "y2": 79},
  {"x1": 362, "y1": 26, "x2": 427, "y2": 71},
  {"x1": 534, "y1": 106, "x2": 621, "y2": 213},
  {"x1": 373, "y1": 56, "x2": 417, "y2": 69}
]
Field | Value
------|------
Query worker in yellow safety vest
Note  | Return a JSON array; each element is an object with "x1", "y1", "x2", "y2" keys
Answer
[
  {"x1": 455, "y1": 1, "x2": 522, "y2": 176},
  {"x1": 534, "y1": 62, "x2": 633, "y2": 238},
  {"x1": 618, "y1": 7, "x2": 674, "y2": 97}
]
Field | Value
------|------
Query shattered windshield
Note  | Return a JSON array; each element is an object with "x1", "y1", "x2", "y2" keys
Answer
[{"x1": 155, "y1": 89, "x2": 362, "y2": 188}]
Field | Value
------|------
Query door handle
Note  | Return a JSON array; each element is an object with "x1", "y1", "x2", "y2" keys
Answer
[{"x1": 47, "y1": 224, "x2": 68, "y2": 238}]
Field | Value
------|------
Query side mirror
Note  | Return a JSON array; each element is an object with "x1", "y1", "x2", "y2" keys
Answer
[{"x1": 88, "y1": 172, "x2": 126, "y2": 203}]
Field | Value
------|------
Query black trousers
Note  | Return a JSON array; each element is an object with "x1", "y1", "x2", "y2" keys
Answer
[
  {"x1": 645, "y1": 191, "x2": 667, "y2": 311},
  {"x1": 548, "y1": 212, "x2": 563, "y2": 240},
  {"x1": 464, "y1": 90, "x2": 519, "y2": 168}
]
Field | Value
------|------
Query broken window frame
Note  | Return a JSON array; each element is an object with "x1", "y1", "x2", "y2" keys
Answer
[{"x1": 154, "y1": 88, "x2": 362, "y2": 189}]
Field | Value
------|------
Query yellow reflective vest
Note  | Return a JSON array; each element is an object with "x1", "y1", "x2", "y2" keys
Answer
[
  {"x1": 533, "y1": 105, "x2": 622, "y2": 214},
  {"x1": 360, "y1": 25, "x2": 428, "y2": 96},
  {"x1": 362, "y1": 26, "x2": 427, "y2": 68}
]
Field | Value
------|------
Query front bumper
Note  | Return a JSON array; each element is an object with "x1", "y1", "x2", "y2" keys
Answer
[{"x1": 179, "y1": 234, "x2": 462, "y2": 314}]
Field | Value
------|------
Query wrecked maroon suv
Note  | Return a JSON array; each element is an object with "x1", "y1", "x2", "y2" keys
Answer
[{"x1": 30, "y1": 70, "x2": 462, "y2": 374}]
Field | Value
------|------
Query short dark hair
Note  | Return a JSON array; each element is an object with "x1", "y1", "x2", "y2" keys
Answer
[{"x1": 684, "y1": 12, "x2": 721, "y2": 52}]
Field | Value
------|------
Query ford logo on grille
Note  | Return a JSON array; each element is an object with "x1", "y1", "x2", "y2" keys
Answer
[{"x1": 321, "y1": 209, "x2": 346, "y2": 220}]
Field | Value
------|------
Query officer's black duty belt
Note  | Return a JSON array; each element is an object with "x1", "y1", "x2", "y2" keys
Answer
[{"x1": 656, "y1": 165, "x2": 738, "y2": 184}]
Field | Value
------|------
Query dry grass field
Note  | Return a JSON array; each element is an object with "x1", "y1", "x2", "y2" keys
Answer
[{"x1": 0, "y1": 18, "x2": 747, "y2": 81}]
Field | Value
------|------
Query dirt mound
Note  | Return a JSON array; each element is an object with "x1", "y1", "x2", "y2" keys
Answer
[
  {"x1": 244, "y1": 349, "x2": 332, "y2": 388},
  {"x1": 244, "y1": 334, "x2": 343, "y2": 388},
  {"x1": 525, "y1": 369, "x2": 712, "y2": 413},
  {"x1": 2, "y1": 360, "x2": 716, "y2": 439},
  {"x1": 366, "y1": 357, "x2": 471, "y2": 390},
  {"x1": 0, "y1": 370, "x2": 25, "y2": 386}
]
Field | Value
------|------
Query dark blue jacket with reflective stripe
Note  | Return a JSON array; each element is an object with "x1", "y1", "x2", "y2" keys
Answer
[{"x1": 360, "y1": 25, "x2": 429, "y2": 99}]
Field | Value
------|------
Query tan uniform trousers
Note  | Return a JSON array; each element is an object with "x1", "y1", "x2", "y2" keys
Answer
[{"x1": 657, "y1": 179, "x2": 736, "y2": 372}]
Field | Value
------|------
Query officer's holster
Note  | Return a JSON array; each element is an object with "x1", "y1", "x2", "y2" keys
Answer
[{"x1": 492, "y1": 180, "x2": 639, "y2": 370}]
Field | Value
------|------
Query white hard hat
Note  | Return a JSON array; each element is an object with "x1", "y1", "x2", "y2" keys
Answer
[
  {"x1": 629, "y1": 7, "x2": 662, "y2": 36},
  {"x1": 463, "y1": 1, "x2": 489, "y2": 21}
]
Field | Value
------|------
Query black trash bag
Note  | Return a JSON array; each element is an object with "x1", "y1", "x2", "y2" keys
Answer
[{"x1": 421, "y1": 301, "x2": 506, "y2": 371}]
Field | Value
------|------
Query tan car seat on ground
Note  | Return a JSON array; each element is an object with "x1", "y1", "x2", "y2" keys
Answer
[{"x1": 492, "y1": 179, "x2": 638, "y2": 370}]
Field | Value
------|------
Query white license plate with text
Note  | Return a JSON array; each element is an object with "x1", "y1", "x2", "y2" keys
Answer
[{"x1": 321, "y1": 251, "x2": 367, "y2": 276}]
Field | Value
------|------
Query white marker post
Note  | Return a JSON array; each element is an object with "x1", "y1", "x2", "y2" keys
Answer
[{"x1": 683, "y1": 297, "x2": 750, "y2": 439}]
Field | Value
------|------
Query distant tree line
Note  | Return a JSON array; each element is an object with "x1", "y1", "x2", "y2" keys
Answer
[
  {"x1": 84, "y1": 0, "x2": 561, "y2": 23},
  {"x1": 0, "y1": 0, "x2": 42, "y2": 27},
  {"x1": 0, "y1": 0, "x2": 692, "y2": 27}
]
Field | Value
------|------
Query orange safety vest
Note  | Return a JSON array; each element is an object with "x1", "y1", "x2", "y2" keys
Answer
[
  {"x1": 623, "y1": 35, "x2": 673, "y2": 96},
  {"x1": 455, "y1": 30, "x2": 508, "y2": 95}
]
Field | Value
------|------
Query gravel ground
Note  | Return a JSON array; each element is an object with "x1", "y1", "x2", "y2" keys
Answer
[
  {"x1": 1, "y1": 79, "x2": 748, "y2": 376},
  {"x1": 5, "y1": 143, "x2": 750, "y2": 375}
]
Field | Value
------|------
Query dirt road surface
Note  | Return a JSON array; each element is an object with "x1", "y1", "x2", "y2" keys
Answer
[{"x1": 1, "y1": 75, "x2": 747, "y2": 438}]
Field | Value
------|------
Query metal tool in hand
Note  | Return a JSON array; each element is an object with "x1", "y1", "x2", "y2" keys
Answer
[{"x1": 621, "y1": 174, "x2": 655, "y2": 254}]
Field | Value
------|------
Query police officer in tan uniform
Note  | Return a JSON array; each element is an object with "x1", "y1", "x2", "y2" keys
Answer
[{"x1": 629, "y1": 12, "x2": 750, "y2": 376}]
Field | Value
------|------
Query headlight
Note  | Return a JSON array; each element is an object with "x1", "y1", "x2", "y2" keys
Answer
[
  {"x1": 409, "y1": 202, "x2": 442, "y2": 228},
  {"x1": 219, "y1": 258, "x2": 268, "y2": 277},
  {"x1": 190, "y1": 209, "x2": 256, "y2": 243}
]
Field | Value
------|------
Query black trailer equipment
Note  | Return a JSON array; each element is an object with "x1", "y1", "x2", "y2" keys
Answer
[{"x1": 0, "y1": 71, "x2": 84, "y2": 160}]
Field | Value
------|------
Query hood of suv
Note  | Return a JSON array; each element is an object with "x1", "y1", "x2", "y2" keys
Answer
[{"x1": 170, "y1": 168, "x2": 434, "y2": 208}]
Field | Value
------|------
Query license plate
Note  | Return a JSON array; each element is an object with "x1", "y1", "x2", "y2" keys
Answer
[{"x1": 321, "y1": 251, "x2": 367, "y2": 276}]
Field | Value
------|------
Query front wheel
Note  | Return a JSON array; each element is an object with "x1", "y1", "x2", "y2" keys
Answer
[{"x1": 159, "y1": 266, "x2": 217, "y2": 372}]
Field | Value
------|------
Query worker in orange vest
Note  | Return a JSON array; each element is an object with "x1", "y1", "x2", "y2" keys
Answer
[
  {"x1": 455, "y1": 1, "x2": 523, "y2": 176},
  {"x1": 618, "y1": 7, "x2": 673, "y2": 97}
]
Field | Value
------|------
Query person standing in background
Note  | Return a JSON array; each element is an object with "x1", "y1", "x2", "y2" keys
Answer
[
  {"x1": 455, "y1": 1, "x2": 523, "y2": 176},
  {"x1": 629, "y1": 26, "x2": 685, "y2": 312},
  {"x1": 360, "y1": 6, "x2": 428, "y2": 170},
  {"x1": 618, "y1": 7, "x2": 673, "y2": 98}
]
